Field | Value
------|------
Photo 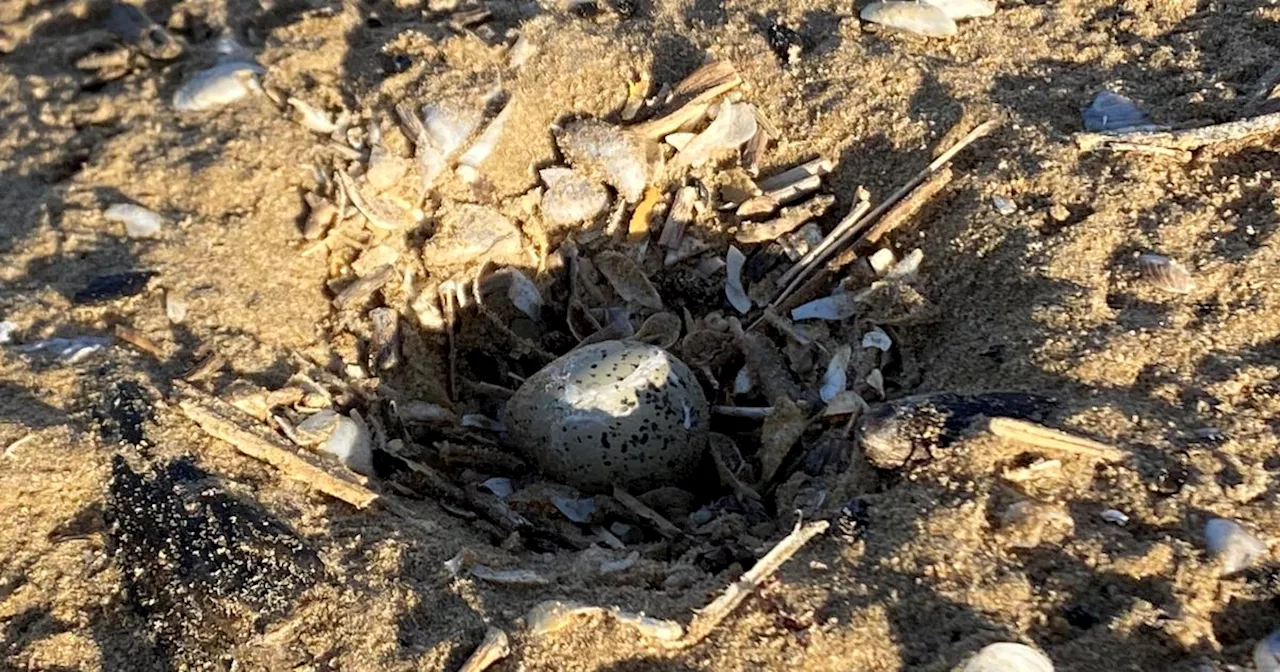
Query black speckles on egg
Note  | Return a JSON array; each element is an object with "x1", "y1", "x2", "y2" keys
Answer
[{"x1": 505, "y1": 340, "x2": 709, "y2": 493}]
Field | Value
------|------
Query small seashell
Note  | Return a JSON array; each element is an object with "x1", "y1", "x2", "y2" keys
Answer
[
  {"x1": 172, "y1": 61, "x2": 265, "y2": 112},
  {"x1": 779, "y1": 222, "x2": 824, "y2": 262},
  {"x1": 992, "y1": 195, "x2": 1017, "y2": 215},
  {"x1": 820, "y1": 344, "x2": 852, "y2": 403},
  {"x1": 540, "y1": 167, "x2": 609, "y2": 226},
  {"x1": 551, "y1": 495, "x2": 596, "y2": 523},
  {"x1": 1204, "y1": 517, "x2": 1267, "y2": 576},
  {"x1": 1083, "y1": 90, "x2": 1151, "y2": 133},
  {"x1": 695, "y1": 256, "x2": 726, "y2": 277},
  {"x1": 164, "y1": 292, "x2": 187, "y2": 324},
  {"x1": 1099, "y1": 509, "x2": 1130, "y2": 525},
  {"x1": 633, "y1": 312, "x2": 682, "y2": 349},
  {"x1": 733, "y1": 366, "x2": 754, "y2": 395},
  {"x1": 861, "y1": 327, "x2": 892, "y2": 351},
  {"x1": 486, "y1": 267, "x2": 543, "y2": 321},
  {"x1": 664, "y1": 132, "x2": 697, "y2": 151},
  {"x1": 1137, "y1": 253, "x2": 1195, "y2": 294},
  {"x1": 17, "y1": 336, "x2": 110, "y2": 363},
  {"x1": 724, "y1": 246, "x2": 752, "y2": 314},
  {"x1": 400, "y1": 101, "x2": 483, "y2": 192},
  {"x1": 0, "y1": 321, "x2": 14, "y2": 345},
  {"x1": 672, "y1": 100, "x2": 758, "y2": 169},
  {"x1": 1255, "y1": 629, "x2": 1280, "y2": 672},
  {"x1": 922, "y1": 0, "x2": 996, "y2": 19},
  {"x1": 525, "y1": 600, "x2": 602, "y2": 636},
  {"x1": 610, "y1": 610, "x2": 683, "y2": 641},
  {"x1": 482, "y1": 476, "x2": 514, "y2": 498},
  {"x1": 457, "y1": 99, "x2": 513, "y2": 182},
  {"x1": 104, "y1": 203, "x2": 164, "y2": 239},
  {"x1": 791, "y1": 292, "x2": 859, "y2": 321},
  {"x1": 320, "y1": 412, "x2": 374, "y2": 476},
  {"x1": 860, "y1": 1, "x2": 958, "y2": 38},
  {"x1": 868, "y1": 248, "x2": 897, "y2": 276},
  {"x1": 287, "y1": 97, "x2": 338, "y2": 134},
  {"x1": 294, "y1": 409, "x2": 339, "y2": 446},
  {"x1": 885, "y1": 248, "x2": 923, "y2": 281},
  {"x1": 365, "y1": 123, "x2": 412, "y2": 191},
  {"x1": 865, "y1": 369, "x2": 885, "y2": 399},
  {"x1": 956, "y1": 642, "x2": 1054, "y2": 672},
  {"x1": 556, "y1": 120, "x2": 651, "y2": 202},
  {"x1": 422, "y1": 204, "x2": 522, "y2": 266},
  {"x1": 822, "y1": 390, "x2": 869, "y2": 417},
  {"x1": 595, "y1": 251, "x2": 663, "y2": 310}
]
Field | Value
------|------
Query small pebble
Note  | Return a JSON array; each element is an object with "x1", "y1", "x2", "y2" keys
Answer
[
  {"x1": 992, "y1": 195, "x2": 1016, "y2": 215},
  {"x1": 1048, "y1": 203, "x2": 1070, "y2": 222},
  {"x1": 164, "y1": 293, "x2": 188, "y2": 324},
  {"x1": 1083, "y1": 90, "x2": 1150, "y2": 132},
  {"x1": 320, "y1": 413, "x2": 374, "y2": 477}
]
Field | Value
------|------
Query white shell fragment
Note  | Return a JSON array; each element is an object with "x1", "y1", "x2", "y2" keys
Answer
[
  {"x1": 922, "y1": 0, "x2": 996, "y2": 19},
  {"x1": 508, "y1": 33, "x2": 537, "y2": 69},
  {"x1": 1137, "y1": 253, "x2": 1195, "y2": 294},
  {"x1": 551, "y1": 495, "x2": 596, "y2": 523},
  {"x1": 172, "y1": 61, "x2": 265, "y2": 111},
  {"x1": 556, "y1": 120, "x2": 650, "y2": 202},
  {"x1": 672, "y1": 100, "x2": 758, "y2": 169},
  {"x1": 820, "y1": 345, "x2": 852, "y2": 403},
  {"x1": 422, "y1": 204, "x2": 521, "y2": 266},
  {"x1": 1099, "y1": 509, "x2": 1130, "y2": 525},
  {"x1": 320, "y1": 413, "x2": 374, "y2": 477},
  {"x1": 104, "y1": 203, "x2": 164, "y2": 239},
  {"x1": 0, "y1": 321, "x2": 16, "y2": 345},
  {"x1": 992, "y1": 195, "x2": 1017, "y2": 215},
  {"x1": 540, "y1": 167, "x2": 609, "y2": 226},
  {"x1": 1205, "y1": 517, "x2": 1267, "y2": 576},
  {"x1": 286, "y1": 97, "x2": 339, "y2": 134},
  {"x1": 481, "y1": 267, "x2": 543, "y2": 320},
  {"x1": 791, "y1": 292, "x2": 858, "y2": 321},
  {"x1": 956, "y1": 642, "x2": 1054, "y2": 672},
  {"x1": 457, "y1": 99, "x2": 513, "y2": 182},
  {"x1": 1083, "y1": 90, "x2": 1151, "y2": 132},
  {"x1": 1255, "y1": 629, "x2": 1280, "y2": 672},
  {"x1": 860, "y1": 1, "x2": 958, "y2": 38},
  {"x1": 470, "y1": 564, "x2": 551, "y2": 586},
  {"x1": 409, "y1": 101, "x2": 483, "y2": 191},
  {"x1": 885, "y1": 248, "x2": 924, "y2": 281},
  {"x1": 822, "y1": 390, "x2": 869, "y2": 417},
  {"x1": 724, "y1": 246, "x2": 752, "y2": 314},
  {"x1": 861, "y1": 327, "x2": 892, "y2": 351},
  {"x1": 505, "y1": 340, "x2": 709, "y2": 492},
  {"x1": 482, "y1": 476, "x2": 514, "y2": 498}
]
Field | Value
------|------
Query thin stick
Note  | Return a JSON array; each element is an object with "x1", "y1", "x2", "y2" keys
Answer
[
  {"x1": 712, "y1": 405, "x2": 773, "y2": 419},
  {"x1": 613, "y1": 487, "x2": 682, "y2": 538},
  {"x1": 3, "y1": 434, "x2": 36, "y2": 458},
  {"x1": 775, "y1": 197, "x2": 871, "y2": 289},
  {"x1": 1075, "y1": 109, "x2": 1280, "y2": 152},
  {"x1": 457, "y1": 627, "x2": 510, "y2": 672},
  {"x1": 175, "y1": 382, "x2": 379, "y2": 509},
  {"x1": 984, "y1": 417, "x2": 1127, "y2": 462},
  {"x1": 771, "y1": 119, "x2": 996, "y2": 308},
  {"x1": 674, "y1": 520, "x2": 829, "y2": 647}
]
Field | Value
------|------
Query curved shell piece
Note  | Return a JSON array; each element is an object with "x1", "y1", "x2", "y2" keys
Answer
[
  {"x1": 505, "y1": 340, "x2": 709, "y2": 493},
  {"x1": 1137, "y1": 253, "x2": 1194, "y2": 294},
  {"x1": 556, "y1": 120, "x2": 650, "y2": 202},
  {"x1": 1205, "y1": 517, "x2": 1267, "y2": 576},
  {"x1": 860, "y1": 1, "x2": 958, "y2": 38},
  {"x1": 172, "y1": 61, "x2": 265, "y2": 111},
  {"x1": 922, "y1": 0, "x2": 996, "y2": 19}
]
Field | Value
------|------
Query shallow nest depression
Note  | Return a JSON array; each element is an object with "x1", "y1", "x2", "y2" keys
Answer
[{"x1": 2, "y1": 0, "x2": 1280, "y2": 669}]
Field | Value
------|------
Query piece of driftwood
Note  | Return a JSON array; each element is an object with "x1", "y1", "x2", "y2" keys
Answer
[
  {"x1": 983, "y1": 417, "x2": 1127, "y2": 462},
  {"x1": 1075, "y1": 109, "x2": 1280, "y2": 152},
  {"x1": 175, "y1": 381, "x2": 379, "y2": 509},
  {"x1": 632, "y1": 60, "x2": 743, "y2": 140}
]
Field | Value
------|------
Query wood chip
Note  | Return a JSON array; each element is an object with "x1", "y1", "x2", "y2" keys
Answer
[{"x1": 1075, "y1": 109, "x2": 1280, "y2": 152}]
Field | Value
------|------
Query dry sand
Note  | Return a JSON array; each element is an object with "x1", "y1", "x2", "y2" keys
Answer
[{"x1": 2, "y1": 0, "x2": 1280, "y2": 669}]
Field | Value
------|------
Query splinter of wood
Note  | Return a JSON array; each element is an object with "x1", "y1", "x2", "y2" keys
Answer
[
  {"x1": 1075, "y1": 109, "x2": 1280, "y2": 152},
  {"x1": 983, "y1": 417, "x2": 1127, "y2": 462}
]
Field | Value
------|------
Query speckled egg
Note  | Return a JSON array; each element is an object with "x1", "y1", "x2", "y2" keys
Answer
[{"x1": 505, "y1": 340, "x2": 709, "y2": 493}]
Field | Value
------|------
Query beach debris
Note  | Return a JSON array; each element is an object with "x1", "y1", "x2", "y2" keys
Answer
[
  {"x1": 1082, "y1": 90, "x2": 1152, "y2": 133},
  {"x1": 505, "y1": 341, "x2": 709, "y2": 492},
  {"x1": 658, "y1": 185, "x2": 699, "y2": 251},
  {"x1": 422, "y1": 204, "x2": 522, "y2": 266},
  {"x1": 734, "y1": 194, "x2": 835, "y2": 244},
  {"x1": 956, "y1": 642, "x2": 1055, "y2": 672},
  {"x1": 104, "y1": 203, "x2": 163, "y2": 239},
  {"x1": 336, "y1": 169, "x2": 416, "y2": 231},
  {"x1": 397, "y1": 100, "x2": 482, "y2": 192},
  {"x1": 738, "y1": 158, "x2": 833, "y2": 218},
  {"x1": 613, "y1": 487, "x2": 682, "y2": 538},
  {"x1": 861, "y1": 327, "x2": 892, "y2": 351},
  {"x1": 1137, "y1": 253, "x2": 1195, "y2": 294},
  {"x1": 541, "y1": 168, "x2": 610, "y2": 226},
  {"x1": 318, "y1": 412, "x2": 374, "y2": 477},
  {"x1": 1204, "y1": 517, "x2": 1267, "y2": 576},
  {"x1": 457, "y1": 99, "x2": 514, "y2": 183},
  {"x1": 822, "y1": 390, "x2": 869, "y2": 418},
  {"x1": 74, "y1": 270, "x2": 156, "y2": 304},
  {"x1": 364, "y1": 122, "x2": 411, "y2": 190},
  {"x1": 525, "y1": 600, "x2": 604, "y2": 636},
  {"x1": 508, "y1": 33, "x2": 538, "y2": 69},
  {"x1": 672, "y1": 99, "x2": 758, "y2": 169},
  {"x1": 333, "y1": 265, "x2": 396, "y2": 310},
  {"x1": 790, "y1": 291, "x2": 860, "y2": 321},
  {"x1": 820, "y1": 345, "x2": 852, "y2": 403},
  {"x1": 287, "y1": 97, "x2": 341, "y2": 134},
  {"x1": 983, "y1": 417, "x2": 1127, "y2": 462},
  {"x1": 725, "y1": 246, "x2": 752, "y2": 314},
  {"x1": 479, "y1": 267, "x2": 543, "y2": 320},
  {"x1": 458, "y1": 627, "x2": 510, "y2": 672},
  {"x1": 1099, "y1": 509, "x2": 1130, "y2": 526},
  {"x1": 595, "y1": 251, "x2": 663, "y2": 310},
  {"x1": 922, "y1": 0, "x2": 996, "y2": 19},
  {"x1": 15, "y1": 335, "x2": 110, "y2": 363},
  {"x1": 633, "y1": 312, "x2": 682, "y2": 349},
  {"x1": 859, "y1": 1, "x2": 958, "y2": 38},
  {"x1": 1256, "y1": 630, "x2": 1280, "y2": 672},
  {"x1": 481, "y1": 477, "x2": 514, "y2": 498},
  {"x1": 885, "y1": 248, "x2": 924, "y2": 281},
  {"x1": 303, "y1": 193, "x2": 336, "y2": 240},
  {"x1": 631, "y1": 60, "x2": 744, "y2": 141},
  {"x1": 621, "y1": 71, "x2": 650, "y2": 121},
  {"x1": 0, "y1": 321, "x2": 15, "y2": 345},
  {"x1": 551, "y1": 495, "x2": 596, "y2": 523},
  {"x1": 172, "y1": 61, "x2": 264, "y2": 112},
  {"x1": 759, "y1": 398, "x2": 806, "y2": 483},
  {"x1": 470, "y1": 564, "x2": 551, "y2": 586},
  {"x1": 556, "y1": 120, "x2": 651, "y2": 202},
  {"x1": 1075, "y1": 107, "x2": 1280, "y2": 155}
]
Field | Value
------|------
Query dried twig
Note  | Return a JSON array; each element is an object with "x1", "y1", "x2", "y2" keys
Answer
[
  {"x1": 175, "y1": 381, "x2": 379, "y2": 509},
  {"x1": 333, "y1": 265, "x2": 396, "y2": 309},
  {"x1": 983, "y1": 417, "x2": 1127, "y2": 462},
  {"x1": 1075, "y1": 109, "x2": 1280, "y2": 152},
  {"x1": 711, "y1": 405, "x2": 773, "y2": 419},
  {"x1": 674, "y1": 520, "x2": 829, "y2": 647},
  {"x1": 458, "y1": 628, "x2": 510, "y2": 672},
  {"x1": 113, "y1": 324, "x2": 164, "y2": 359},
  {"x1": 612, "y1": 487, "x2": 682, "y2": 538},
  {"x1": 632, "y1": 60, "x2": 742, "y2": 140}
]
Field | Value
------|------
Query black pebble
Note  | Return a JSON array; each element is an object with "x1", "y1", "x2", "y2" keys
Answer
[{"x1": 73, "y1": 270, "x2": 157, "y2": 304}]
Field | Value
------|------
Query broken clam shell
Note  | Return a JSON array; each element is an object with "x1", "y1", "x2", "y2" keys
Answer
[
  {"x1": 422, "y1": 204, "x2": 522, "y2": 266},
  {"x1": 922, "y1": 0, "x2": 996, "y2": 20},
  {"x1": 556, "y1": 120, "x2": 651, "y2": 202},
  {"x1": 172, "y1": 61, "x2": 264, "y2": 112},
  {"x1": 541, "y1": 167, "x2": 609, "y2": 226},
  {"x1": 505, "y1": 340, "x2": 710, "y2": 493},
  {"x1": 104, "y1": 203, "x2": 163, "y2": 239},
  {"x1": 595, "y1": 251, "x2": 663, "y2": 310},
  {"x1": 1137, "y1": 253, "x2": 1194, "y2": 294},
  {"x1": 859, "y1": 1, "x2": 957, "y2": 38},
  {"x1": 1204, "y1": 517, "x2": 1267, "y2": 576}
]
